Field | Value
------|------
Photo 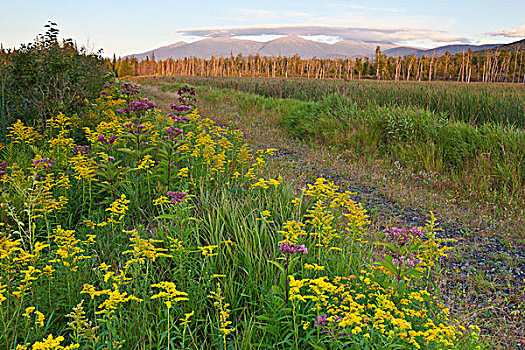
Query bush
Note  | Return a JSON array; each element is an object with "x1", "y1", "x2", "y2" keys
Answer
[{"x1": 1, "y1": 22, "x2": 109, "y2": 132}]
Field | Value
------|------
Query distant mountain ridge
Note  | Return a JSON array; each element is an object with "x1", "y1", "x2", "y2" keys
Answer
[
  {"x1": 127, "y1": 35, "x2": 400, "y2": 60},
  {"x1": 126, "y1": 35, "x2": 518, "y2": 60},
  {"x1": 383, "y1": 44, "x2": 501, "y2": 57},
  {"x1": 479, "y1": 38, "x2": 525, "y2": 54}
]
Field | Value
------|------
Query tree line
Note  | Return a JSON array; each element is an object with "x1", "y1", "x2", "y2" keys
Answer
[{"x1": 111, "y1": 45, "x2": 525, "y2": 83}]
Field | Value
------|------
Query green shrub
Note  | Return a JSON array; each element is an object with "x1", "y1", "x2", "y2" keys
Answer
[{"x1": 1, "y1": 22, "x2": 109, "y2": 131}]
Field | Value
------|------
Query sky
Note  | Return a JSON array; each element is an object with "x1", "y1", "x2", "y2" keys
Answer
[{"x1": 1, "y1": 0, "x2": 524, "y2": 57}]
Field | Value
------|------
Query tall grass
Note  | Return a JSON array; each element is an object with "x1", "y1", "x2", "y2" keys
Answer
[
  {"x1": 136, "y1": 78, "x2": 525, "y2": 213},
  {"x1": 0, "y1": 69, "x2": 6, "y2": 143},
  {"x1": 0, "y1": 82, "x2": 487, "y2": 349},
  {"x1": 153, "y1": 76, "x2": 525, "y2": 128}
]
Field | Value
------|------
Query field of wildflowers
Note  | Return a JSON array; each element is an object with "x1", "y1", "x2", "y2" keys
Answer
[{"x1": 0, "y1": 82, "x2": 485, "y2": 349}]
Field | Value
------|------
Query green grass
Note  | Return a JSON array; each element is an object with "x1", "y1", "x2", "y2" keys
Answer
[
  {"x1": 136, "y1": 77, "x2": 525, "y2": 232},
  {"x1": 0, "y1": 81, "x2": 490, "y2": 349},
  {"x1": 149, "y1": 76, "x2": 525, "y2": 128}
]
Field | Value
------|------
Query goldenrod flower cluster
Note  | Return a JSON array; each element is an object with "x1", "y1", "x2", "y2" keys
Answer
[
  {"x1": 123, "y1": 229, "x2": 172, "y2": 267},
  {"x1": 7, "y1": 120, "x2": 42, "y2": 145},
  {"x1": 151, "y1": 281, "x2": 188, "y2": 309},
  {"x1": 208, "y1": 282, "x2": 235, "y2": 347},
  {"x1": 49, "y1": 226, "x2": 90, "y2": 271},
  {"x1": 289, "y1": 270, "x2": 463, "y2": 349}
]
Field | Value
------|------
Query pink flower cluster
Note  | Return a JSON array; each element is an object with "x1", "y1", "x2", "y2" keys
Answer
[
  {"x1": 278, "y1": 242, "x2": 308, "y2": 255},
  {"x1": 164, "y1": 126, "x2": 183, "y2": 140},
  {"x1": 119, "y1": 82, "x2": 139, "y2": 96},
  {"x1": 129, "y1": 98, "x2": 157, "y2": 112},
  {"x1": 166, "y1": 191, "x2": 187, "y2": 204},
  {"x1": 392, "y1": 255, "x2": 421, "y2": 267},
  {"x1": 383, "y1": 227, "x2": 423, "y2": 247}
]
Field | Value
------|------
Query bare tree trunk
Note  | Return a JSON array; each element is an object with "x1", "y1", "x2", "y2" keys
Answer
[
  {"x1": 458, "y1": 51, "x2": 464, "y2": 82},
  {"x1": 518, "y1": 50, "x2": 523, "y2": 83},
  {"x1": 429, "y1": 54, "x2": 434, "y2": 82},
  {"x1": 407, "y1": 58, "x2": 413, "y2": 81},
  {"x1": 395, "y1": 57, "x2": 400, "y2": 81}
]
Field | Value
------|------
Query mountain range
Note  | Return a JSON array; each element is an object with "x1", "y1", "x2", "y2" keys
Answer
[{"x1": 127, "y1": 35, "x2": 521, "y2": 61}]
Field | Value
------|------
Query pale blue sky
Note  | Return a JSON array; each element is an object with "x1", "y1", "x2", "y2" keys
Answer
[{"x1": 1, "y1": 0, "x2": 524, "y2": 57}]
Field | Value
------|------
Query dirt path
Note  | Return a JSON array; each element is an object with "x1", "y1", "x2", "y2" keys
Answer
[{"x1": 139, "y1": 81, "x2": 525, "y2": 349}]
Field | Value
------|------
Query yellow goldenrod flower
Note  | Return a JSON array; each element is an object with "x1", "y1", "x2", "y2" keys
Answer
[
  {"x1": 22, "y1": 306, "x2": 36, "y2": 319},
  {"x1": 179, "y1": 311, "x2": 194, "y2": 326},
  {"x1": 151, "y1": 281, "x2": 189, "y2": 309},
  {"x1": 35, "y1": 310, "x2": 45, "y2": 327},
  {"x1": 198, "y1": 245, "x2": 218, "y2": 257},
  {"x1": 304, "y1": 263, "x2": 325, "y2": 271}
]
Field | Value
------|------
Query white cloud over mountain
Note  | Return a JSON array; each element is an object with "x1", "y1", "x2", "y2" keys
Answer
[
  {"x1": 177, "y1": 25, "x2": 469, "y2": 44},
  {"x1": 488, "y1": 24, "x2": 525, "y2": 38}
]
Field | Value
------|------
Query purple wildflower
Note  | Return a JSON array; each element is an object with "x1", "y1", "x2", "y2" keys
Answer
[
  {"x1": 314, "y1": 315, "x2": 328, "y2": 327},
  {"x1": 164, "y1": 126, "x2": 183, "y2": 140},
  {"x1": 129, "y1": 98, "x2": 157, "y2": 112},
  {"x1": 278, "y1": 242, "x2": 308, "y2": 255},
  {"x1": 97, "y1": 135, "x2": 118, "y2": 145},
  {"x1": 119, "y1": 82, "x2": 139, "y2": 96},
  {"x1": 392, "y1": 255, "x2": 421, "y2": 267},
  {"x1": 0, "y1": 162, "x2": 8, "y2": 180},
  {"x1": 166, "y1": 191, "x2": 187, "y2": 204},
  {"x1": 177, "y1": 85, "x2": 197, "y2": 104},
  {"x1": 167, "y1": 113, "x2": 190, "y2": 122},
  {"x1": 169, "y1": 104, "x2": 192, "y2": 114},
  {"x1": 72, "y1": 145, "x2": 90, "y2": 154},
  {"x1": 125, "y1": 121, "x2": 148, "y2": 135},
  {"x1": 383, "y1": 227, "x2": 424, "y2": 247},
  {"x1": 177, "y1": 85, "x2": 196, "y2": 96},
  {"x1": 117, "y1": 107, "x2": 130, "y2": 115}
]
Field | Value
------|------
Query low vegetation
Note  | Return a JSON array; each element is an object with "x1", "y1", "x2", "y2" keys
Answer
[
  {"x1": 149, "y1": 76, "x2": 525, "y2": 127},
  {"x1": 136, "y1": 77, "x2": 525, "y2": 232},
  {"x1": 1, "y1": 26, "x2": 523, "y2": 349},
  {"x1": 0, "y1": 81, "x2": 489, "y2": 349}
]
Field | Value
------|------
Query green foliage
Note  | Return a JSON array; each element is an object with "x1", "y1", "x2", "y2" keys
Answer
[
  {"x1": 162, "y1": 76, "x2": 525, "y2": 127},
  {"x1": 117, "y1": 58, "x2": 135, "y2": 77},
  {"x1": 0, "y1": 81, "x2": 489, "y2": 349},
  {"x1": 2, "y1": 22, "x2": 109, "y2": 131},
  {"x1": 162, "y1": 78, "x2": 525, "y2": 207}
]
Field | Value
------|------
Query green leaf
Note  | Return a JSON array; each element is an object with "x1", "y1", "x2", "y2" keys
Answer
[
  {"x1": 405, "y1": 268, "x2": 422, "y2": 279},
  {"x1": 268, "y1": 260, "x2": 285, "y2": 274},
  {"x1": 375, "y1": 242, "x2": 397, "y2": 252}
]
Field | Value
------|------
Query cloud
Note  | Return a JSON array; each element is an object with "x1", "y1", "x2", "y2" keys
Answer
[
  {"x1": 487, "y1": 24, "x2": 525, "y2": 38},
  {"x1": 323, "y1": 4, "x2": 403, "y2": 13},
  {"x1": 177, "y1": 25, "x2": 469, "y2": 44},
  {"x1": 230, "y1": 9, "x2": 312, "y2": 22}
]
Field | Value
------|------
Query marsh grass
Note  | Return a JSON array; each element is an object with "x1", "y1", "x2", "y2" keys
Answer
[
  {"x1": 132, "y1": 78, "x2": 524, "y2": 349},
  {"x1": 0, "y1": 81, "x2": 491, "y2": 349},
  {"x1": 147, "y1": 76, "x2": 525, "y2": 128}
]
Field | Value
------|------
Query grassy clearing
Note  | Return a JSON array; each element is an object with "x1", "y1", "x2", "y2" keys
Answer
[
  {"x1": 0, "y1": 81, "x2": 494, "y2": 349},
  {"x1": 132, "y1": 77, "x2": 525, "y2": 349},
  {"x1": 134, "y1": 77, "x2": 525, "y2": 240},
  {"x1": 149, "y1": 76, "x2": 525, "y2": 128}
]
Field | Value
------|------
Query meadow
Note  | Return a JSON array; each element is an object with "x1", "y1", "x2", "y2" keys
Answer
[
  {"x1": 0, "y1": 80, "x2": 491, "y2": 349},
  {"x1": 154, "y1": 76, "x2": 525, "y2": 127},
  {"x1": 135, "y1": 77, "x2": 525, "y2": 230},
  {"x1": 132, "y1": 76, "x2": 525, "y2": 349}
]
